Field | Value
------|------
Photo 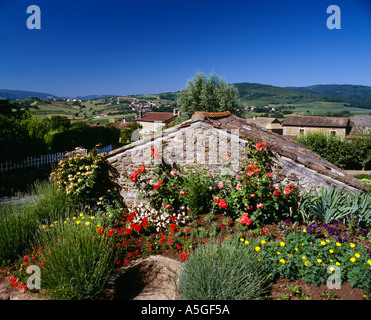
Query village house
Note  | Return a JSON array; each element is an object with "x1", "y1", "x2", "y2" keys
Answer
[
  {"x1": 245, "y1": 116, "x2": 283, "y2": 135},
  {"x1": 109, "y1": 118, "x2": 134, "y2": 131},
  {"x1": 349, "y1": 115, "x2": 371, "y2": 135},
  {"x1": 137, "y1": 109, "x2": 178, "y2": 139},
  {"x1": 282, "y1": 115, "x2": 350, "y2": 139},
  {"x1": 106, "y1": 111, "x2": 367, "y2": 205}
]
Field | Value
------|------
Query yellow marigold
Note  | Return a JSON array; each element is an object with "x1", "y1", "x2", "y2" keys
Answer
[
  {"x1": 329, "y1": 249, "x2": 334, "y2": 254},
  {"x1": 367, "y1": 260, "x2": 371, "y2": 266},
  {"x1": 85, "y1": 222, "x2": 90, "y2": 226},
  {"x1": 261, "y1": 240, "x2": 266, "y2": 245},
  {"x1": 350, "y1": 257, "x2": 356, "y2": 263},
  {"x1": 304, "y1": 261, "x2": 311, "y2": 267},
  {"x1": 76, "y1": 220, "x2": 80, "y2": 225},
  {"x1": 277, "y1": 252, "x2": 281, "y2": 255},
  {"x1": 336, "y1": 262, "x2": 341, "y2": 266},
  {"x1": 240, "y1": 238, "x2": 245, "y2": 242},
  {"x1": 245, "y1": 240, "x2": 249, "y2": 245},
  {"x1": 303, "y1": 228, "x2": 307, "y2": 233},
  {"x1": 355, "y1": 253, "x2": 361, "y2": 258},
  {"x1": 255, "y1": 246, "x2": 261, "y2": 252},
  {"x1": 350, "y1": 243, "x2": 355, "y2": 248},
  {"x1": 280, "y1": 242, "x2": 285, "y2": 247},
  {"x1": 336, "y1": 242, "x2": 341, "y2": 247},
  {"x1": 302, "y1": 256, "x2": 307, "y2": 260},
  {"x1": 320, "y1": 241, "x2": 326, "y2": 246},
  {"x1": 279, "y1": 259, "x2": 285, "y2": 264},
  {"x1": 317, "y1": 259, "x2": 323, "y2": 264}
]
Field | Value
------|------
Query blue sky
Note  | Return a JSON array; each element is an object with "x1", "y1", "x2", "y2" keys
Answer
[{"x1": 0, "y1": 0, "x2": 370, "y2": 97}]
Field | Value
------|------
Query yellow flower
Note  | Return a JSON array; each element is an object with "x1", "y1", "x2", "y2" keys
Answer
[
  {"x1": 50, "y1": 224, "x2": 53, "y2": 227},
  {"x1": 80, "y1": 213, "x2": 84, "y2": 217},
  {"x1": 336, "y1": 242, "x2": 341, "y2": 247},
  {"x1": 355, "y1": 253, "x2": 360, "y2": 258},
  {"x1": 261, "y1": 240, "x2": 266, "y2": 245},
  {"x1": 90, "y1": 216, "x2": 95, "y2": 220},
  {"x1": 367, "y1": 260, "x2": 371, "y2": 266},
  {"x1": 280, "y1": 242, "x2": 285, "y2": 247},
  {"x1": 329, "y1": 249, "x2": 334, "y2": 254},
  {"x1": 279, "y1": 259, "x2": 285, "y2": 264},
  {"x1": 73, "y1": 217, "x2": 77, "y2": 220},
  {"x1": 85, "y1": 222, "x2": 90, "y2": 226},
  {"x1": 42, "y1": 225, "x2": 47, "y2": 229},
  {"x1": 326, "y1": 239, "x2": 330, "y2": 243},
  {"x1": 64, "y1": 221, "x2": 67, "y2": 224},
  {"x1": 302, "y1": 256, "x2": 307, "y2": 260},
  {"x1": 76, "y1": 220, "x2": 80, "y2": 225},
  {"x1": 336, "y1": 262, "x2": 341, "y2": 266},
  {"x1": 240, "y1": 238, "x2": 245, "y2": 242},
  {"x1": 304, "y1": 261, "x2": 311, "y2": 267},
  {"x1": 329, "y1": 266, "x2": 335, "y2": 272},
  {"x1": 303, "y1": 228, "x2": 307, "y2": 233},
  {"x1": 350, "y1": 243, "x2": 355, "y2": 248},
  {"x1": 245, "y1": 240, "x2": 249, "y2": 245},
  {"x1": 317, "y1": 259, "x2": 322, "y2": 264},
  {"x1": 255, "y1": 246, "x2": 261, "y2": 252},
  {"x1": 277, "y1": 252, "x2": 281, "y2": 255},
  {"x1": 321, "y1": 241, "x2": 326, "y2": 246},
  {"x1": 287, "y1": 254, "x2": 292, "y2": 257},
  {"x1": 295, "y1": 247, "x2": 299, "y2": 251},
  {"x1": 350, "y1": 257, "x2": 356, "y2": 263}
]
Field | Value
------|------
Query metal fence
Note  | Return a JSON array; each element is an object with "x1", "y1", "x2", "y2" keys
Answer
[{"x1": 0, "y1": 145, "x2": 112, "y2": 173}]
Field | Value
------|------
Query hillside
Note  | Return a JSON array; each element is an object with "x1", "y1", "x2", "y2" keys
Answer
[
  {"x1": 287, "y1": 84, "x2": 371, "y2": 101},
  {"x1": 0, "y1": 89, "x2": 58, "y2": 100}
]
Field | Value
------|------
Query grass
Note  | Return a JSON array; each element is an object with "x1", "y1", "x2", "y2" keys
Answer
[{"x1": 0, "y1": 182, "x2": 75, "y2": 265}]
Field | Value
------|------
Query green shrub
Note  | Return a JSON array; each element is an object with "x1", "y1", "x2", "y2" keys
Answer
[
  {"x1": 50, "y1": 148, "x2": 121, "y2": 208},
  {"x1": 35, "y1": 214, "x2": 117, "y2": 300},
  {"x1": 178, "y1": 236, "x2": 272, "y2": 300}
]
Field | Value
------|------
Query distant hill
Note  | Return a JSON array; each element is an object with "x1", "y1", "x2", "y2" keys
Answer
[
  {"x1": 0, "y1": 89, "x2": 59, "y2": 100},
  {"x1": 286, "y1": 84, "x2": 371, "y2": 101}
]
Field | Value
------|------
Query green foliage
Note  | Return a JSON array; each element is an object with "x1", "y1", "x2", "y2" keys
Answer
[
  {"x1": 294, "y1": 131, "x2": 371, "y2": 170},
  {"x1": 177, "y1": 72, "x2": 241, "y2": 121},
  {"x1": 178, "y1": 236, "x2": 272, "y2": 300},
  {"x1": 50, "y1": 148, "x2": 121, "y2": 208},
  {"x1": 120, "y1": 122, "x2": 140, "y2": 146}
]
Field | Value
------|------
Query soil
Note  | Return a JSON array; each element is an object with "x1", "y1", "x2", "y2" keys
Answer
[{"x1": 1, "y1": 213, "x2": 369, "y2": 301}]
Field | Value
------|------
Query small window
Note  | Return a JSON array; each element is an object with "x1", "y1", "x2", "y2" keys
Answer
[
  {"x1": 299, "y1": 128, "x2": 305, "y2": 135},
  {"x1": 330, "y1": 130, "x2": 336, "y2": 137}
]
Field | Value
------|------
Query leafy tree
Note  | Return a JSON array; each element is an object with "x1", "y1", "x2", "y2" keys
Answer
[{"x1": 177, "y1": 72, "x2": 241, "y2": 121}]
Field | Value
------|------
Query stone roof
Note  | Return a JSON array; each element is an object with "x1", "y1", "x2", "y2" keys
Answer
[
  {"x1": 107, "y1": 111, "x2": 368, "y2": 193},
  {"x1": 246, "y1": 117, "x2": 282, "y2": 130},
  {"x1": 138, "y1": 112, "x2": 177, "y2": 123},
  {"x1": 350, "y1": 115, "x2": 371, "y2": 128},
  {"x1": 282, "y1": 115, "x2": 349, "y2": 128},
  {"x1": 109, "y1": 120, "x2": 135, "y2": 130}
]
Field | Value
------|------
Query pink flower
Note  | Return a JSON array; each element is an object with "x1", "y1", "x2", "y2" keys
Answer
[
  {"x1": 236, "y1": 184, "x2": 242, "y2": 191},
  {"x1": 250, "y1": 193, "x2": 256, "y2": 198},
  {"x1": 267, "y1": 172, "x2": 273, "y2": 178},
  {"x1": 213, "y1": 196, "x2": 219, "y2": 203},
  {"x1": 218, "y1": 182, "x2": 224, "y2": 189},
  {"x1": 247, "y1": 205, "x2": 253, "y2": 211},
  {"x1": 256, "y1": 143, "x2": 263, "y2": 151},
  {"x1": 180, "y1": 190, "x2": 186, "y2": 195},
  {"x1": 165, "y1": 204, "x2": 172, "y2": 210},
  {"x1": 170, "y1": 169, "x2": 177, "y2": 176},
  {"x1": 257, "y1": 203, "x2": 264, "y2": 209},
  {"x1": 248, "y1": 170, "x2": 254, "y2": 176},
  {"x1": 284, "y1": 188, "x2": 291, "y2": 195}
]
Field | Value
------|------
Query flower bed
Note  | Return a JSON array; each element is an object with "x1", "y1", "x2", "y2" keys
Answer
[{"x1": 3, "y1": 142, "x2": 371, "y2": 300}]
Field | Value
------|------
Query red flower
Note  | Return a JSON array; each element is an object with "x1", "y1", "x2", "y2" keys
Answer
[
  {"x1": 127, "y1": 252, "x2": 133, "y2": 258},
  {"x1": 256, "y1": 143, "x2": 263, "y2": 151},
  {"x1": 257, "y1": 203, "x2": 264, "y2": 209},
  {"x1": 168, "y1": 237, "x2": 173, "y2": 245},
  {"x1": 154, "y1": 184, "x2": 160, "y2": 190},
  {"x1": 213, "y1": 196, "x2": 219, "y2": 203},
  {"x1": 115, "y1": 259, "x2": 121, "y2": 265},
  {"x1": 184, "y1": 228, "x2": 190, "y2": 233},
  {"x1": 20, "y1": 284, "x2": 27, "y2": 291},
  {"x1": 124, "y1": 259, "x2": 130, "y2": 264},
  {"x1": 284, "y1": 188, "x2": 291, "y2": 195},
  {"x1": 165, "y1": 204, "x2": 172, "y2": 210},
  {"x1": 289, "y1": 183, "x2": 295, "y2": 189},
  {"x1": 122, "y1": 240, "x2": 127, "y2": 246},
  {"x1": 141, "y1": 219, "x2": 148, "y2": 228},
  {"x1": 273, "y1": 189, "x2": 280, "y2": 196},
  {"x1": 134, "y1": 224, "x2": 142, "y2": 232},
  {"x1": 239, "y1": 213, "x2": 252, "y2": 226},
  {"x1": 248, "y1": 170, "x2": 254, "y2": 176},
  {"x1": 148, "y1": 244, "x2": 152, "y2": 250},
  {"x1": 250, "y1": 193, "x2": 256, "y2": 198},
  {"x1": 170, "y1": 216, "x2": 177, "y2": 222},
  {"x1": 96, "y1": 227, "x2": 105, "y2": 234},
  {"x1": 218, "y1": 199, "x2": 228, "y2": 209},
  {"x1": 180, "y1": 190, "x2": 186, "y2": 195},
  {"x1": 220, "y1": 223, "x2": 226, "y2": 230},
  {"x1": 177, "y1": 244, "x2": 182, "y2": 250},
  {"x1": 218, "y1": 182, "x2": 224, "y2": 189},
  {"x1": 118, "y1": 229, "x2": 124, "y2": 236},
  {"x1": 170, "y1": 223, "x2": 177, "y2": 230},
  {"x1": 138, "y1": 164, "x2": 145, "y2": 173},
  {"x1": 267, "y1": 172, "x2": 273, "y2": 178},
  {"x1": 158, "y1": 180, "x2": 164, "y2": 185},
  {"x1": 12, "y1": 281, "x2": 19, "y2": 288},
  {"x1": 9, "y1": 277, "x2": 16, "y2": 284},
  {"x1": 125, "y1": 228, "x2": 132, "y2": 235},
  {"x1": 134, "y1": 249, "x2": 140, "y2": 255}
]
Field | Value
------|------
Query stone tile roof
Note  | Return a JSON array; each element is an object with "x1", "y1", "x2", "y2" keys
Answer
[
  {"x1": 109, "y1": 121, "x2": 134, "y2": 130},
  {"x1": 138, "y1": 112, "x2": 177, "y2": 123},
  {"x1": 282, "y1": 115, "x2": 349, "y2": 128},
  {"x1": 107, "y1": 111, "x2": 368, "y2": 192},
  {"x1": 350, "y1": 115, "x2": 371, "y2": 128}
]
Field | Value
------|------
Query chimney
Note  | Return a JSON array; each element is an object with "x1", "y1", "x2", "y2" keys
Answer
[
  {"x1": 122, "y1": 118, "x2": 126, "y2": 123},
  {"x1": 139, "y1": 109, "x2": 143, "y2": 118}
]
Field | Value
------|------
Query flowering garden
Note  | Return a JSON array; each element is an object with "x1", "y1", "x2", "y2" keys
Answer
[{"x1": 1, "y1": 142, "x2": 371, "y2": 300}]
